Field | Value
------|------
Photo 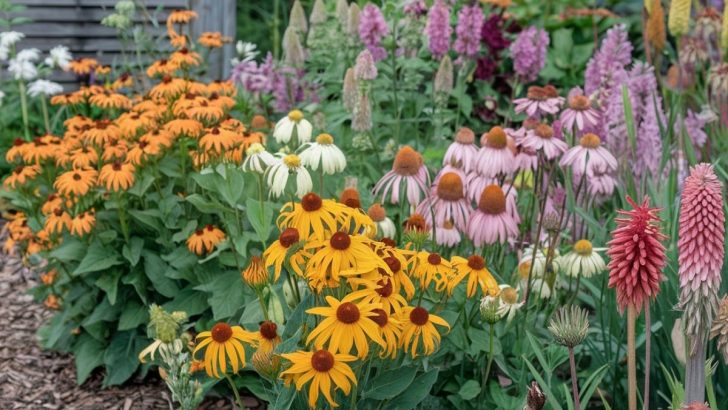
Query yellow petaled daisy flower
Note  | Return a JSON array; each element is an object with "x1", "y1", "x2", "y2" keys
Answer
[
  {"x1": 242, "y1": 255, "x2": 269, "y2": 288},
  {"x1": 44, "y1": 208, "x2": 72, "y2": 235},
  {"x1": 305, "y1": 231, "x2": 386, "y2": 291},
  {"x1": 496, "y1": 284, "x2": 524, "y2": 323},
  {"x1": 450, "y1": 255, "x2": 500, "y2": 297},
  {"x1": 279, "y1": 349, "x2": 357, "y2": 409},
  {"x1": 277, "y1": 192, "x2": 348, "y2": 241},
  {"x1": 263, "y1": 227, "x2": 308, "y2": 280},
  {"x1": 266, "y1": 153, "x2": 313, "y2": 199},
  {"x1": 399, "y1": 306, "x2": 450, "y2": 358},
  {"x1": 306, "y1": 290, "x2": 386, "y2": 358},
  {"x1": 412, "y1": 251, "x2": 454, "y2": 291},
  {"x1": 54, "y1": 168, "x2": 98, "y2": 197},
  {"x1": 370, "y1": 308, "x2": 402, "y2": 358},
  {"x1": 193, "y1": 322, "x2": 258, "y2": 378},
  {"x1": 99, "y1": 161, "x2": 135, "y2": 192},
  {"x1": 349, "y1": 274, "x2": 408, "y2": 316},
  {"x1": 70, "y1": 210, "x2": 95, "y2": 237},
  {"x1": 256, "y1": 321, "x2": 281, "y2": 354},
  {"x1": 273, "y1": 109, "x2": 313, "y2": 145},
  {"x1": 382, "y1": 253, "x2": 415, "y2": 301},
  {"x1": 556, "y1": 239, "x2": 606, "y2": 278},
  {"x1": 298, "y1": 133, "x2": 347, "y2": 175}
]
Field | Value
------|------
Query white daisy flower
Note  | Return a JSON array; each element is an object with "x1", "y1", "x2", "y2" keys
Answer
[
  {"x1": 45, "y1": 45, "x2": 72, "y2": 70},
  {"x1": 273, "y1": 109, "x2": 312, "y2": 145},
  {"x1": 236, "y1": 41, "x2": 259, "y2": 62},
  {"x1": 524, "y1": 278, "x2": 552, "y2": 300},
  {"x1": 8, "y1": 58, "x2": 37, "y2": 80},
  {"x1": 556, "y1": 239, "x2": 606, "y2": 278},
  {"x1": 15, "y1": 48, "x2": 40, "y2": 62},
  {"x1": 242, "y1": 143, "x2": 276, "y2": 174},
  {"x1": 27, "y1": 79, "x2": 63, "y2": 97},
  {"x1": 298, "y1": 133, "x2": 346, "y2": 175},
  {"x1": 0, "y1": 44, "x2": 8, "y2": 61},
  {"x1": 0, "y1": 31, "x2": 24, "y2": 48},
  {"x1": 366, "y1": 203, "x2": 396, "y2": 239},
  {"x1": 496, "y1": 284, "x2": 524, "y2": 323},
  {"x1": 518, "y1": 245, "x2": 552, "y2": 280},
  {"x1": 265, "y1": 153, "x2": 312, "y2": 198}
]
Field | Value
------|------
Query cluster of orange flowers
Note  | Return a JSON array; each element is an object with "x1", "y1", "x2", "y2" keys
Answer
[{"x1": 194, "y1": 190, "x2": 504, "y2": 408}]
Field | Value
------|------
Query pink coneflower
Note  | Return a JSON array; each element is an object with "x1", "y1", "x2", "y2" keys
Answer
[
  {"x1": 522, "y1": 123, "x2": 568, "y2": 160},
  {"x1": 560, "y1": 89, "x2": 600, "y2": 131},
  {"x1": 465, "y1": 172, "x2": 518, "y2": 217},
  {"x1": 443, "y1": 127, "x2": 479, "y2": 172},
  {"x1": 416, "y1": 168, "x2": 471, "y2": 230},
  {"x1": 514, "y1": 85, "x2": 564, "y2": 117},
  {"x1": 512, "y1": 118, "x2": 540, "y2": 172},
  {"x1": 678, "y1": 163, "x2": 725, "y2": 350},
  {"x1": 607, "y1": 196, "x2": 667, "y2": 312},
  {"x1": 373, "y1": 146, "x2": 430, "y2": 205},
  {"x1": 559, "y1": 133, "x2": 618, "y2": 176},
  {"x1": 476, "y1": 126, "x2": 516, "y2": 178},
  {"x1": 467, "y1": 184, "x2": 519, "y2": 246},
  {"x1": 432, "y1": 220, "x2": 461, "y2": 247},
  {"x1": 587, "y1": 171, "x2": 617, "y2": 198}
]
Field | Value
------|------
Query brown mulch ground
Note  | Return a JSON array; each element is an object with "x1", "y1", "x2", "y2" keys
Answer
[{"x1": 0, "y1": 250, "x2": 261, "y2": 409}]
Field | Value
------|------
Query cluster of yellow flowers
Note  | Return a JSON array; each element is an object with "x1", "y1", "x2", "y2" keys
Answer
[{"x1": 194, "y1": 190, "x2": 504, "y2": 408}]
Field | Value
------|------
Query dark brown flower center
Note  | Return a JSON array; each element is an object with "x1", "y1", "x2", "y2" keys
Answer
[
  {"x1": 301, "y1": 192, "x2": 322, "y2": 212},
  {"x1": 336, "y1": 302, "x2": 360, "y2": 324},
  {"x1": 310, "y1": 349, "x2": 334, "y2": 372},
  {"x1": 367, "y1": 203, "x2": 386, "y2": 222},
  {"x1": 330, "y1": 232, "x2": 351, "y2": 250},
  {"x1": 340, "y1": 188, "x2": 360, "y2": 208},
  {"x1": 206, "y1": 224, "x2": 214, "y2": 231},
  {"x1": 376, "y1": 279, "x2": 393, "y2": 297},
  {"x1": 428, "y1": 253, "x2": 442, "y2": 265},
  {"x1": 259, "y1": 321, "x2": 278, "y2": 340},
  {"x1": 72, "y1": 173, "x2": 82, "y2": 181},
  {"x1": 478, "y1": 185, "x2": 506, "y2": 215},
  {"x1": 437, "y1": 172, "x2": 464, "y2": 201},
  {"x1": 53, "y1": 208, "x2": 64, "y2": 217},
  {"x1": 195, "y1": 229, "x2": 204, "y2": 236},
  {"x1": 405, "y1": 214, "x2": 427, "y2": 232},
  {"x1": 526, "y1": 86, "x2": 548, "y2": 101},
  {"x1": 410, "y1": 307, "x2": 429, "y2": 326},
  {"x1": 392, "y1": 146, "x2": 423, "y2": 176},
  {"x1": 384, "y1": 256, "x2": 401, "y2": 273},
  {"x1": 211, "y1": 323, "x2": 233, "y2": 343},
  {"x1": 543, "y1": 85, "x2": 559, "y2": 98},
  {"x1": 380, "y1": 237, "x2": 396, "y2": 247},
  {"x1": 371, "y1": 308, "x2": 388, "y2": 327},
  {"x1": 279, "y1": 228, "x2": 300, "y2": 248},
  {"x1": 467, "y1": 255, "x2": 485, "y2": 270},
  {"x1": 112, "y1": 161, "x2": 122, "y2": 171}
]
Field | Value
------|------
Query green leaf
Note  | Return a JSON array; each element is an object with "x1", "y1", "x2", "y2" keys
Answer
[
  {"x1": 172, "y1": 220, "x2": 198, "y2": 243},
  {"x1": 118, "y1": 300, "x2": 149, "y2": 330},
  {"x1": 195, "y1": 270, "x2": 246, "y2": 320},
  {"x1": 246, "y1": 198, "x2": 274, "y2": 242},
  {"x1": 362, "y1": 366, "x2": 418, "y2": 400},
  {"x1": 48, "y1": 237, "x2": 85, "y2": 262},
  {"x1": 269, "y1": 385, "x2": 295, "y2": 410},
  {"x1": 163, "y1": 288, "x2": 209, "y2": 316},
  {"x1": 142, "y1": 251, "x2": 180, "y2": 298},
  {"x1": 523, "y1": 355, "x2": 564, "y2": 410},
  {"x1": 83, "y1": 297, "x2": 119, "y2": 327},
  {"x1": 127, "y1": 172, "x2": 155, "y2": 196},
  {"x1": 128, "y1": 209, "x2": 163, "y2": 232},
  {"x1": 95, "y1": 270, "x2": 122, "y2": 305},
  {"x1": 74, "y1": 240, "x2": 122, "y2": 275},
  {"x1": 387, "y1": 369, "x2": 439, "y2": 410},
  {"x1": 103, "y1": 331, "x2": 144, "y2": 386},
  {"x1": 122, "y1": 237, "x2": 144, "y2": 266},
  {"x1": 458, "y1": 379, "x2": 480, "y2": 400},
  {"x1": 74, "y1": 334, "x2": 105, "y2": 384},
  {"x1": 215, "y1": 167, "x2": 245, "y2": 207},
  {"x1": 186, "y1": 194, "x2": 227, "y2": 214}
]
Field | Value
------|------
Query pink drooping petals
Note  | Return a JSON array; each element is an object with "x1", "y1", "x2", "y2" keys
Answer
[
  {"x1": 373, "y1": 146, "x2": 430, "y2": 206},
  {"x1": 607, "y1": 196, "x2": 667, "y2": 312},
  {"x1": 443, "y1": 127, "x2": 479, "y2": 172},
  {"x1": 559, "y1": 133, "x2": 618, "y2": 176},
  {"x1": 417, "y1": 167, "x2": 471, "y2": 230},
  {"x1": 513, "y1": 85, "x2": 564, "y2": 117},
  {"x1": 467, "y1": 184, "x2": 519, "y2": 246},
  {"x1": 476, "y1": 126, "x2": 516, "y2": 178}
]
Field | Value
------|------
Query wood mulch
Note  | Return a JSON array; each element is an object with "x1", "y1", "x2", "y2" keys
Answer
[{"x1": 0, "y1": 243, "x2": 262, "y2": 409}]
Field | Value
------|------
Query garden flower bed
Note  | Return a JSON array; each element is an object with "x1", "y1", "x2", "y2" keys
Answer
[{"x1": 2, "y1": 0, "x2": 728, "y2": 409}]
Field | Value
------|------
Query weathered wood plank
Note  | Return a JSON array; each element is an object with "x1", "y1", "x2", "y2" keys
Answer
[
  {"x1": 13, "y1": 7, "x2": 176, "y2": 23},
  {"x1": 14, "y1": 0, "x2": 185, "y2": 6}
]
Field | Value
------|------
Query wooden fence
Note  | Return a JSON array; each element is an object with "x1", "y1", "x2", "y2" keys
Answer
[{"x1": 10, "y1": 0, "x2": 236, "y2": 87}]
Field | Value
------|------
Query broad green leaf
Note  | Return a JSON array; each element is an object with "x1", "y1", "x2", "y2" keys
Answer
[
  {"x1": 74, "y1": 334, "x2": 105, "y2": 384},
  {"x1": 74, "y1": 240, "x2": 122, "y2": 275},
  {"x1": 362, "y1": 366, "x2": 417, "y2": 400},
  {"x1": 142, "y1": 251, "x2": 180, "y2": 298},
  {"x1": 246, "y1": 198, "x2": 274, "y2": 242},
  {"x1": 387, "y1": 369, "x2": 439, "y2": 410},
  {"x1": 118, "y1": 300, "x2": 149, "y2": 331},
  {"x1": 195, "y1": 270, "x2": 246, "y2": 320},
  {"x1": 103, "y1": 331, "x2": 144, "y2": 386},
  {"x1": 458, "y1": 379, "x2": 481, "y2": 400},
  {"x1": 47, "y1": 237, "x2": 86, "y2": 262},
  {"x1": 95, "y1": 270, "x2": 122, "y2": 305},
  {"x1": 163, "y1": 288, "x2": 209, "y2": 316},
  {"x1": 122, "y1": 236, "x2": 144, "y2": 266},
  {"x1": 186, "y1": 193, "x2": 226, "y2": 214}
]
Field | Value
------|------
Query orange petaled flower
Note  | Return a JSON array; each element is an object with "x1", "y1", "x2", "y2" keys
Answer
[
  {"x1": 256, "y1": 321, "x2": 282, "y2": 353},
  {"x1": 54, "y1": 168, "x2": 98, "y2": 197},
  {"x1": 111, "y1": 72, "x2": 133, "y2": 90},
  {"x1": 169, "y1": 48, "x2": 201, "y2": 68},
  {"x1": 44, "y1": 295, "x2": 60, "y2": 310},
  {"x1": 186, "y1": 99, "x2": 225, "y2": 123},
  {"x1": 146, "y1": 59, "x2": 179, "y2": 78},
  {"x1": 50, "y1": 92, "x2": 84, "y2": 106},
  {"x1": 450, "y1": 255, "x2": 500, "y2": 297},
  {"x1": 3, "y1": 165, "x2": 40, "y2": 189},
  {"x1": 164, "y1": 118, "x2": 204, "y2": 138},
  {"x1": 186, "y1": 224, "x2": 225, "y2": 255},
  {"x1": 199, "y1": 127, "x2": 237, "y2": 154},
  {"x1": 99, "y1": 161, "x2": 136, "y2": 192},
  {"x1": 40, "y1": 269, "x2": 58, "y2": 285},
  {"x1": 207, "y1": 80, "x2": 237, "y2": 96},
  {"x1": 94, "y1": 64, "x2": 111, "y2": 76},
  {"x1": 242, "y1": 255, "x2": 269, "y2": 288},
  {"x1": 5, "y1": 138, "x2": 28, "y2": 163},
  {"x1": 167, "y1": 9, "x2": 198, "y2": 24},
  {"x1": 70, "y1": 210, "x2": 96, "y2": 237},
  {"x1": 279, "y1": 349, "x2": 357, "y2": 409},
  {"x1": 126, "y1": 138, "x2": 162, "y2": 166},
  {"x1": 44, "y1": 208, "x2": 72, "y2": 235},
  {"x1": 89, "y1": 91, "x2": 132, "y2": 110},
  {"x1": 68, "y1": 58, "x2": 98, "y2": 75},
  {"x1": 84, "y1": 120, "x2": 121, "y2": 145},
  {"x1": 370, "y1": 308, "x2": 402, "y2": 358},
  {"x1": 102, "y1": 139, "x2": 129, "y2": 162},
  {"x1": 23, "y1": 135, "x2": 60, "y2": 164},
  {"x1": 207, "y1": 93, "x2": 236, "y2": 111},
  {"x1": 69, "y1": 146, "x2": 99, "y2": 168},
  {"x1": 116, "y1": 112, "x2": 155, "y2": 138},
  {"x1": 398, "y1": 306, "x2": 450, "y2": 358},
  {"x1": 198, "y1": 32, "x2": 230, "y2": 48},
  {"x1": 41, "y1": 194, "x2": 63, "y2": 216},
  {"x1": 150, "y1": 76, "x2": 187, "y2": 100}
]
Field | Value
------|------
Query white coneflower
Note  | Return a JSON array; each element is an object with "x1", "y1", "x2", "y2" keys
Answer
[
  {"x1": 367, "y1": 203, "x2": 396, "y2": 239},
  {"x1": 44, "y1": 45, "x2": 72, "y2": 70},
  {"x1": 242, "y1": 143, "x2": 276, "y2": 174},
  {"x1": 8, "y1": 58, "x2": 37, "y2": 80},
  {"x1": 15, "y1": 48, "x2": 40, "y2": 62},
  {"x1": 27, "y1": 79, "x2": 63, "y2": 97},
  {"x1": 236, "y1": 41, "x2": 259, "y2": 62},
  {"x1": 526, "y1": 278, "x2": 552, "y2": 300},
  {"x1": 266, "y1": 153, "x2": 312, "y2": 198},
  {"x1": 497, "y1": 284, "x2": 525, "y2": 323},
  {"x1": 273, "y1": 109, "x2": 313, "y2": 145},
  {"x1": 557, "y1": 239, "x2": 606, "y2": 278},
  {"x1": 0, "y1": 31, "x2": 24, "y2": 48},
  {"x1": 299, "y1": 133, "x2": 346, "y2": 175}
]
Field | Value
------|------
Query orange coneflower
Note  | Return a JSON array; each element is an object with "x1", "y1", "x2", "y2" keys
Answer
[
  {"x1": 126, "y1": 138, "x2": 162, "y2": 166},
  {"x1": 186, "y1": 224, "x2": 225, "y2": 255},
  {"x1": 44, "y1": 295, "x2": 61, "y2": 310},
  {"x1": 41, "y1": 194, "x2": 63, "y2": 215},
  {"x1": 199, "y1": 127, "x2": 237, "y2": 154},
  {"x1": 146, "y1": 59, "x2": 179, "y2": 78},
  {"x1": 89, "y1": 91, "x2": 132, "y2": 110},
  {"x1": 164, "y1": 117, "x2": 203, "y2": 138},
  {"x1": 78, "y1": 84, "x2": 104, "y2": 98},
  {"x1": 54, "y1": 168, "x2": 98, "y2": 197},
  {"x1": 68, "y1": 58, "x2": 98, "y2": 75},
  {"x1": 5, "y1": 138, "x2": 28, "y2": 163},
  {"x1": 83, "y1": 120, "x2": 121, "y2": 146},
  {"x1": 206, "y1": 80, "x2": 237, "y2": 96},
  {"x1": 101, "y1": 139, "x2": 129, "y2": 162},
  {"x1": 94, "y1": 64, "x2": 111, "y2": 77},
  {"x1": 50, "y1": 92, "x2": 84, "y2": 106},
  {"x1": 3, "y1": 165, "x2": 40, "y2": 189},
  {"x1": 69, "y1": 146, "x2": 99, "y2": 168},
  {"x1": 207, "y1": 92, "x2": 236, "y2": 111},
  {"x1": 169, "y1": 48, "x2": 201, "y2": 68},
  {"x1": 99, "y1": 161, "x2": 136, "y2": 192},
  {"x1": 111, "y1": 72, "x2": 133, "y2": 90},
  {"x1": 198, "y1": 32, "x2": 230, "y2": 48},
  {"x1": 115, "y1": 112, "x2": 154, "y2": 139},
  {"x1": 70, "y1": 210, "x2": 96, "y2": 237},
  {"x1": 22, "y1": 136, "x2": 59, "y2": 164},
  {"x1": 167, "y1": 9, "x2": 198, "y2": 24},
  {"x1": 150, "y1": 76, "x2": 186, "y2": 100},
  {"x1": 40, "y1": 269, "x2": 58, "y2": 286},
  {"x1": 185, "y1": 98, "x2": 225, "y2": 123},
  {"x1": 44, "y1": 208, "x2": 72, "y2": 235}
]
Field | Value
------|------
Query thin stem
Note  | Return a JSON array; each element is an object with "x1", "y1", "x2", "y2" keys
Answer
[
  {"x1": 627, "y1": 305, "x2": 637, "y2": 410},
  {"x1": 482, "y1": 323, "x2": 495, "y2": 398},
  {"x1": 18, "y1": 81, "x2": 30, "y2": 140},
  {"x1": 256, "y1": 289, "x2": 270, "y2": 321},
  {"x1": 569, "y1": 347, "x2": 581, "y2": 410},
  {"x1": 40, "y1": 96, "x2": 51, "y2": 134},
  {"x1": 224, "y1": 374, "x2": 245, "y2": 410}
]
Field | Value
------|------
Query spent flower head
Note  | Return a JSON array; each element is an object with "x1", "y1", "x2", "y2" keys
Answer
[{"x1": 548, "y1": 305, "x2": 589, "y2": 348}]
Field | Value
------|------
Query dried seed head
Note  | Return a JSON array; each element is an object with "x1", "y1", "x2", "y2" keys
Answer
[{"x1": 548, "y1": 305, "x2": 589, "y2": 348}]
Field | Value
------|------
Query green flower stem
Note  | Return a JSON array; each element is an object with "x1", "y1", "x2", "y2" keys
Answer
[
  {"x1": 256, "y1": 289, "x2": 270, "y2": 321},
  {"x1": 481, "y1": 323, "x2": 495, "y2": 398},
  {"x1": 39, "y1": 96, "x2": 51, "y2": 134},
  {"x1": 116, "y1": 193, "x2": 130, "y2": 242},
  {"x1": 224, "y1": 374, "x2": 245, "y2": 410},
  {"x1": 17, "y1": 81, "x2": 30, "y2": 140}
]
